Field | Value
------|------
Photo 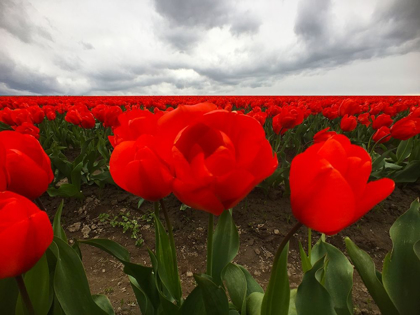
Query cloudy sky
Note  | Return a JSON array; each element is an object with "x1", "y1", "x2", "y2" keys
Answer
[{"x1": 0, "y1": 0, "x2": 419, "y2": 95}]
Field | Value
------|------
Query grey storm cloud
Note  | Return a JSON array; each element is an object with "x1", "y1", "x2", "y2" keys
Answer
[
  {"x1": 153, "y1": 0, "x2": 261, "y2": 50},
  {"x1": 0, "y1": 0, "x2": 53, "y2": 43},
  {"x1": 193, "y1": 0, "x2": 420, "y2": 86},
  {"x1": 0, "y1": 52, "x2": 62, "y2": 94}
]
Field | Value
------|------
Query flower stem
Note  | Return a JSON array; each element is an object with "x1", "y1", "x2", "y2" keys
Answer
[
  {"x1": 159, "y1": 199, "x2": 178, "y2": 269},
  {"x1": 15, "y1": 274, "x2": 35, "y2": 315},
  {"x1": 273, "y1": 222, "x2": 303, "y2": 267},
  {"x1": 207, "y1": 213, "x2": 214, "y2": 277},
  {"x1": 308, "y1": 228, "x2": 312, "y2": 260}
]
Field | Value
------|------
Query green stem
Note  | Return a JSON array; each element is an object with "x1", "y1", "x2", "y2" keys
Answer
[
  {"x1": 207, "y1": 213, "x2": 214, "y2": 277},
  {"x1": 272, "y1": 222, "x2": 303, "y2": 267},
  {"x1": 15, "y1": 274, "x2": 35, "y2": 315},
  {"x1": 159, "y1": 199, "x2": 178, "y2": 269},
  {"x1": 153, "y1": 201, "x2": 159, "y2": 217},
  {"x1": 308, "y1": 228, "x2": 312, "y2": 260}
]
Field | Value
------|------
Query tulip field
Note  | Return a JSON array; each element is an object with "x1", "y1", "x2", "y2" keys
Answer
[{"x1": 0, "y1": 95, "x2": 420, "y2": 315}]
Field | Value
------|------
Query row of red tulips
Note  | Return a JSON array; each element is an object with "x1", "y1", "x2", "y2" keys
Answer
[{"x1": 0, "y1": 96, "x2": 419, "y2": 142}]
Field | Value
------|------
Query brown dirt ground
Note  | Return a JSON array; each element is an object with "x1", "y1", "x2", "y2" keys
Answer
[{"x1": 40, "y1": 181, "x2": 420, "y2": 315}]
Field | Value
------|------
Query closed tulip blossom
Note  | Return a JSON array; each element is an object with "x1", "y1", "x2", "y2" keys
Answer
[
  {"x1": 372, "y1": 126, "x2": 391, "y2": 143},
  {"x1": 390, "y1": 117, "x2": 420, "y2": 140},
  {"x1": 0, "y1": 191, "x2": 53, "y2": 279},
  {"x1": 0, "y1": 131, "x2": 54, "y2": 200},
  {"x1": 290, "y1": 134, "x2": 394, "y2": 235},
  {"x1": 172, "y1": 110, "x2": 278, "y2": 215},
  {"x1": 340, "y1": 114, "x2": 357, "y2": 132}
]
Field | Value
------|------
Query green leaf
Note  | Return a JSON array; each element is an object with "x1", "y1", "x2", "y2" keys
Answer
[
  {"x1": 194, "y1": 274, "x2": 230, "y2": 315},
  {"x1": 52, "y1": 200, "x2": 67, "y2": 242},
  {"x1": 212, "y1": 209, "x2": 239, "y2": 286},
  {"x1": 414, "y1": 239, "x2": 420, "y2": 260},
  {"x1": 288, "y1": 289, "x2": 297, "y2": 315},
  {"x1": 47, "y1": 184, "x2": 84, "y2": 199},
  {"x1": 128, "y1": 276, "x2": 155, "y2": 315},
  {"x1": 222, "y1": 263, "x2": 247, "y2": 313},
  {"x1": 247, "y1": 292, "x2": 264, "y2": 315},
  {"x1": 53, "y1": 237, "x2": 108, "y2": 315},
  {"x1": 78, "y1": 238, "x2": 130, "y2": 262},
  {"x1": 78, "y1": 238, "x2": 159, "y2": 312},
  {"x1": 396, "y1": 138, "x2": 413, "y2": 163},
  {"x1": 311, "y1": 240, "x2": 354, "y2": 315},
  {"x1": 372, "y1": 148, "x2": 395, "y2": 172},
  {"x1": 157, "y1": 288, "x2": 180, "y2": 314},
  {"x1": 345, "y1": 238, "x2": 398, "y2": 315},
  {"x1": 299, "y1": 241, "x2": 312, "y2": 273},
  {"x1": 261, "y1": 242, "x2": 289, "y2": 315},
  {"x1": 0, "y1": 278, "x2": 19, "y2": 315},
  {"x1": 178, "y1": 286, "x2": 205, "y2": 315},
  {"x1": 383, "y1": 198, "x2": 420, "y2": 315},
  {"x1": 154, "y1": 212, "x2": 182, "y2": 303},
  {"x1": 237, "y1": 265, "x2": 264, "y2": 296},
  {"x1": 296, "y1": 258, "x2": 337, "y2": 315},
  {"x1": 92, "y1": 295, "x2": 115, "y2": 315},
  {"x1": 392, "y1": 160, "x2": 420, "y2": 183},
  {"x1": 70, "y1": 161, "x2": 84, "y2": 189},
  {"x1": 16, "y1": 254, "x2": 51, "y2": 315}
]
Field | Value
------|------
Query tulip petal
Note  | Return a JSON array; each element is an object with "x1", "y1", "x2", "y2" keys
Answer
[
  {"x1": 0, "y1": 206, "x2": 53, "y2": 279},
  {"x1": 354, "y1": 178, "x2": 395, "y2": 223},
  {"x1": 291, "y1": 163, "x2": 355, "y2": 235},
  {"x1": 172, "y1": 179, "x2": 225, "y2": 215}
]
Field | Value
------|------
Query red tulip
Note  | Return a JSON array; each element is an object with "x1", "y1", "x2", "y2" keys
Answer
[
  {"x1": 0, "y1": 131, "x2": 54, "y2": 200},
  {"x1": 65, "y1": 105, "x2": 96, "y2": 129},
  {"x1": 340, "y1": 114, "x2": 357, "y2": 132},
  {"x1": 390, "y1": 117, "x2": 420, "y2": 140},
  {"x1": 290, "y1": 134, "x2": 394, "y2": 235},
  {"x1": 0, "y1": 191, "x2": 53, "y2": 279},
  {"x1": 313, "y1": 127, "x2": 337, "y2": 144},
  {"x1": 172, "y1": 110, "x2": 278, "y2": 215},
  {"x1": 12, "y1": 122, "x2": 40, "y2": 139},
  {"x1": 372, "y1": 126, "x2": 391, "y2": 143},
  {"x1": 371, "y1": 114, "x2": 393, "y2": 130},
  {"x1": 110, "y1": 136, "x2": 173, "y2": 201},
  {"x1": 272, "y1": 106, "x2": 304, "y2": 135}
]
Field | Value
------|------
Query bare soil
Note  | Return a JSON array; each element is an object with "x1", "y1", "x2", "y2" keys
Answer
[{"x1": 41, "y1": 182, "x2": 420, "y2": 315}]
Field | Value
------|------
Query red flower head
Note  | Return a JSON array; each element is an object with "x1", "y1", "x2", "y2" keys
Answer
[
  {"x1": 339, "y1": 98, "x2": 361, "y2": 116},
  {"x1": 390, "y1": 117, "x2": 420, "y2": 140},
  {"x1": 172, "y1": 110, "x2": 278, "y2": 215},
  {"x1": 371, "y1": 114, "x2": 393, "y2": 130},
  {"x1": 357, "y1": 113, "x2": 371, "y2": 127},
  {"x1": 0, "y1": 131, "x2": 54, "y2": 200},
  {"x1": 290, "y1": 134, "x2": 394, "y2": 235},
  {"x1": 12, "y1": 122, "x2": 40, "y2": 140},
  {"x1": 272, "y1": 106, "x2": 304, "y2": 135},
  {"x1": 372, "y1": 126, "x2": 391, "y2": 143},
  {"x1": 0, "y1": 191, "x2": 53, "y2": 279},
  {"x1": 340, "y1": 114, "x2": 357, "y2": 132},
  {"x1": 313, "y1": 127, "x2": 337, "y2": 144},
  {"x1": 65, "y1": 105, "x2": 96, "y2": 129}
]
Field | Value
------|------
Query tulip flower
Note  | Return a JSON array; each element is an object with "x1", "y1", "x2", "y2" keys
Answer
[
  {"x1": 390, "y1": 117, "x2": 420, "y2": 140},
  {"x1": 0, "y1": 191, "x2": 53, "y2": 279},
  {"x1": 372, "y1": 126, "x2": 391, "y2": 143},
  {"x1": 172, "y1": 110, "x2": 278, "y2": 215},
  {"x1": 0, "y1": 131, "x2": 54, "y2": 200},
  {"x1": 340, "y1": 114, "x2": 357, "y2": 132},
  {"x1": 290, "y1": 134, "x2": 394, "y2": 235}
]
